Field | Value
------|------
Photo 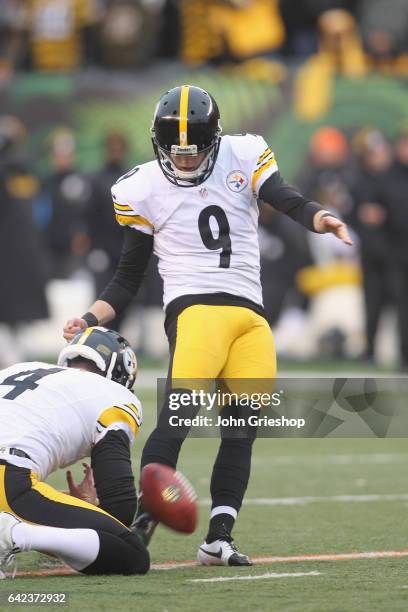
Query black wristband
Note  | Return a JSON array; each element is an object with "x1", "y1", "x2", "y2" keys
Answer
[
  {"x1": 321, "y1": 212, "x2": 337, "y2": 219},
  {"x1": 82, "y1": 312, "x2": 98, "y2": 327}
]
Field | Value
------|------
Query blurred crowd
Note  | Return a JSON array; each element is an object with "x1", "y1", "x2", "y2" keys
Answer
[
  {"x1": 1, "y1": 0, "x2": 408, "y2": 79},
  {"x1": 260, "y1": 122, "x2": 408, "y2": 370},
  {"x1": 0, "y1": 117, "x2": 165, "y2": 363},
  {"x1": 1, "y1": 112, "x2": 408, "y2": 370}
]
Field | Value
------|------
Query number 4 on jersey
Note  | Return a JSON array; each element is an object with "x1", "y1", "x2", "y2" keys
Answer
[{"x1": 1, "y1": 368, "x2": 63, "y2": 400}]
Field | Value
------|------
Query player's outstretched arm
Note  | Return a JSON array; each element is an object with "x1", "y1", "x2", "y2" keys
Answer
[
  {"x1": 313, "y1": 210, "x2": 353, "y2": 245},
  {"x1": 259, "y1": 172, "x2": 352, "y2": 245}
]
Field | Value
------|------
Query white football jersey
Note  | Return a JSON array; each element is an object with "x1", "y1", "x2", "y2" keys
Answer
[
  {"x1": 0, "y1": 362, "x2": 142, "y2": 481},
  {"x1": 112, "y1": 134, "x2": 278, "y2": 308}
]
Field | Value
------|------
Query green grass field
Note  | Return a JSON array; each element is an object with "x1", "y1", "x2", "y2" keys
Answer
[{"x1": 1, "y1": 387, "x2": 408, "y2": 611}]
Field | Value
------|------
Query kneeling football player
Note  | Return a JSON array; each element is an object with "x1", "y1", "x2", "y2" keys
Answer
[{"x1": 0, "y1": 327, "x2": 149, "y2": 577}]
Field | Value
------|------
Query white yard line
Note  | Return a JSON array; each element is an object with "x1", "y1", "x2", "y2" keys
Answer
[
  {"x1": 188, "y1": 571, "x2": 322, "y2": 583},
  {"x1": 198, "y1": 493, "x2": 408, "y2": 507},
  {"x1": 253, "y1": 453, "x2": 408, "y2": 466}
]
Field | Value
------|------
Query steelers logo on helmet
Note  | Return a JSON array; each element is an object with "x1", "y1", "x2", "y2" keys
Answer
[
  {"x1": 123, "y1": 346, "x2": 137, "y2": 377},
  {"x1": 227, "y1": 170, "x2": 248, "y2": 193}
]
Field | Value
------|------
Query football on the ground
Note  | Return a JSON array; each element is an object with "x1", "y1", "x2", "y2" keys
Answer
[{"x1": 140, "y1": 463, "x2": 198, "y2": 534}]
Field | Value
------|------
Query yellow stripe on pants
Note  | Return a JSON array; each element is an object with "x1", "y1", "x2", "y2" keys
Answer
[
  {"x1": 0, "y1": 463, "x2": 129, "y2": 530},
  {"x1": 29, "y1": 473, "x2": 128, "y2": 529}
]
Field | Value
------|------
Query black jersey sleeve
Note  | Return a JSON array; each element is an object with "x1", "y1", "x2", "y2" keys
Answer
[
  {"x1": 98, "y1": 227, "x2": 153, "y2": 315},
  {"x1": 259, "y1": 171, "x2": 323, "y2": 232},
  {"x1": 91, "y1": 429, "x2": 137, "y2": 526}
]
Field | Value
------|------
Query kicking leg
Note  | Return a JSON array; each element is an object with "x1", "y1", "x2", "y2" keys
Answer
[{"x1": 197, "y1": 403, "x2": 257, "y2": 567}]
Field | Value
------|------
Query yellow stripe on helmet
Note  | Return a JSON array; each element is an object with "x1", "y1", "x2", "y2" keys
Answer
[
  {"x1": 179, "y1": 85, "x2": 190, "y2": 146},
  {"x1": 76, "y1": 326, "x2": 95, "y2": 345}
]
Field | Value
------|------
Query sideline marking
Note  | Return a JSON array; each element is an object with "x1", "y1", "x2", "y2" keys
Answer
[
  {"x1": 15, "y1": 549, "x2": 408, "y2": 577},
  {"x1": 153, "y1": 549, "x2": 408, "y2": 570},
  {"x1": 188, "y1": 571, "x2": 322, "y2": 583}
]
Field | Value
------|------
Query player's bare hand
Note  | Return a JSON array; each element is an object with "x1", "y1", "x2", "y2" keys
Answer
[
  {"x1": 66, "y1": 463, "x2": 98, "y2": 506},
  {"x1": 314, "y1": 213, "x2": 353, "y2": 246},
  {"x1": 63, "y1": 317, "x2": 87, "y2": 341}
]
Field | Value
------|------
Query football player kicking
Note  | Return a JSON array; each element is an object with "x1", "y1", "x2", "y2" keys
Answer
[
  {"x1": 63, "y1": 85, "x2": 352, "y2": 566},
  {"x1": 0, "y1": 327, "x2": 149, "y2": 578}
]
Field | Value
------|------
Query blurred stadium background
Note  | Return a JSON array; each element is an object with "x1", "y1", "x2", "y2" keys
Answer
[{"x1": 1, "y1": 0, "x2": 408, "y2": 371}]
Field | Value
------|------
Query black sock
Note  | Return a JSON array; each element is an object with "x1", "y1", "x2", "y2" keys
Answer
[
  {"x1": 206, "y1": 514, "x2": 235, "y2": 542},
  {"x1": 206, "y1": 420, "x2": 256, "y2": 543},
  {"x1": 209, "y1": 438, "x2": 254, "y2": 511}
]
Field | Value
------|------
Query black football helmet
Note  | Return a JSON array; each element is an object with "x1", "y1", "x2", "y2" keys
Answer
[
  {"x1": 151, "y1": 85, "x2": 222, "y2": 187},
  {"x1": 58, "y1": 327, "x2": 137, "y2": 389}
]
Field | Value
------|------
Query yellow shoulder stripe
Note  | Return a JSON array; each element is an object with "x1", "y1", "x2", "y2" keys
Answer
[
  {"x1": 98, "y1": 406, "x2": 140, "y2": 435},
  {"x1": 115, "y1": 213, "x2": 154, "y2": 229},
  {"x1": 252, "y1": 156, "x2": 277, "y2": 191},
  {"x1": 114, "y1": 208, "x2": 136, "y2": 217},
  {"x1": 113, "y1": 202, "x2": 134, "y2": 212},
  {"x1": 257, "y1": 148, "x2": 271, "y2": 165},
  {"x1": 125, "y1": 402, "x2": 142, "y2": 424}
]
